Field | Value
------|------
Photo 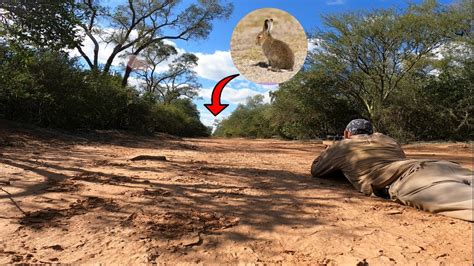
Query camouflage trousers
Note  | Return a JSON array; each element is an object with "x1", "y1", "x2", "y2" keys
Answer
[{"x1": 389, "y1": 161, "x2": 473, "y2": 222}]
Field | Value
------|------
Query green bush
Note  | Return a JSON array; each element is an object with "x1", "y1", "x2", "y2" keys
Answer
[
  {"x1": 214, "y1": 95, "x2": 276, "y2": 138},
  {"x1": 215, "y1": 58, "x2": 472, "y2": 142},
  {"x1": 0, "y1": 44, "x2": 209, "y2": 137},
  {"x1": 380, "y1": 60, "x2": 473, "y2": 142},
  {"x1": 151, "y1": 100, "x2": 208, "y2": 137},
  {"x1": 270, "y1": 72, "x2": 361, "y2": 140}
]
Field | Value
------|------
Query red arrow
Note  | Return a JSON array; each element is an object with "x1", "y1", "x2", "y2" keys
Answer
[{"x1": 204, "y1": 74, "x2": 239, "y2": 116}]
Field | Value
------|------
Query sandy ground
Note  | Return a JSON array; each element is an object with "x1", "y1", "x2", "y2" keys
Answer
[
  {"x1": 0, "y1": 123, "x2": 472, "y2": 264},
  {"x1": 231, "y1": 8, "x2": 308, "y2": 84}
]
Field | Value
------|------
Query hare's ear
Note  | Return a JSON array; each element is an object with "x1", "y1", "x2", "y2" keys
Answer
[
  {"x1": 263, "y1": 19, "x2": 270, "y2": 32},
  {"x1": 266, "y1": 18, "x2": 273, "y2": 33}
]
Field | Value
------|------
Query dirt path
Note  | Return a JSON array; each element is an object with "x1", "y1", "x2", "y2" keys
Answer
[{"x1": 0, "y1": 126, "x2": 472, "y2": 264}]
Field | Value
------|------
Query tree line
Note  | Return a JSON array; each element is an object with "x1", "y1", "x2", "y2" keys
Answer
[
  {"x1": 215, "y1": 0, "x2": 472, "y2": 142},
  {"x1": 0, "y1": 0, "x2": 233, "y2": 136}
]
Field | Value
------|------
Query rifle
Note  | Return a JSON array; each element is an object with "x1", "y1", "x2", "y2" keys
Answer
[{"x1": 322, "y1": 134, "x2": 343, "y2": 147}]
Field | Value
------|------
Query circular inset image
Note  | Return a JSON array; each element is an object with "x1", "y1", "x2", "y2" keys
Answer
[{"x1": 230, "y1": 8, "x2": 308, "y2": 84}]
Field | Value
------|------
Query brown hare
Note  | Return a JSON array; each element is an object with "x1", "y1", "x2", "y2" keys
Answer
[{"x1": 256, "y1": 18, "x2": 295, "y2": 72}]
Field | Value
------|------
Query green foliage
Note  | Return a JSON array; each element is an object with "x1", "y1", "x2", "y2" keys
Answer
[
  {"x1": 0, "y1": 44, "x2": 209, "y2": 137},
  {"x1": 381, "y1": 57, "x2": 473, "y2": 142},
  {"x1": 152, "y1": 99, "x2": 211, "y2": 137},
  {"x1": 1, "y1": 0, "x2": 234, "y2": 85},
  {"x1": 137, "y1": 48, "x2": 201, "y2": 104},
  {"x1": 214, "y1": 95, "x2": 275, "y2": 138},
  {"x1": 75, "y1": 0, "x2": 233, "y2": 84},
  {"x1": 0, "y1": 46, "x2": 130, "y2": 129},
  {"x1": 215, "y1": 1, "x2": 472, "y2": 142},
  {"x1": 270, "y1": 71, "x2": 361, "y2": 139},
  {"x1": 311, "y1": 0, "x2": 471, "y2": 128},
  {"x1": 214, "y1": 70, "x2": 361, "y2": 140},
  {"x1": 215, "y1": 46, "x2": 472, "y2": 142},
  {"x1": 0, "y1": 0, "x2": 81, "y2": 49}
]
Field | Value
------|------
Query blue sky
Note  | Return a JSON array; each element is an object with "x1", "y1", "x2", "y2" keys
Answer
[{"x1": 78, "y1": 0, "x2": 453, "y2": 128}]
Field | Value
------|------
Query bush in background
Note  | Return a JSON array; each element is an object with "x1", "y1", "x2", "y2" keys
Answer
[{"x1": 0, "y1": 44, "x2": 209, "y2": 137}]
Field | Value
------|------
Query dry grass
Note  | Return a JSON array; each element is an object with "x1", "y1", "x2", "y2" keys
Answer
[{"x1": 231, "y1": 8, "x2": 308, "y2": 84}]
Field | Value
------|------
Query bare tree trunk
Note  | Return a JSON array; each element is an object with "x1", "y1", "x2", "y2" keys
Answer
[
  {"x1": 122, "y1": 64, "x2": 133, "y2": 87},
  {"x1": 121, "y1": 45, "x2": 149, "y2": 86}
]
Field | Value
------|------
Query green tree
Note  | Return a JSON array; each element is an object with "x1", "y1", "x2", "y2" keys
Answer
[
  {"x1": 270, "y1": 71, "x2": 360, "y2": 139},
  {"x1": 0, "y1": 0, "x2": 81, "y2": 49},
  {"x1": 75, "y1": 0, "x2": 233, "y2": 86},
  {"x1": 312, "y1": 0, "x2": 470, "y2": 129},
  {"x1": 0, "y1": 43, "x2": 210, "y2": 136},
  {"x1": 153, "y1": 98, "x2": 210, "y2": 137},
  {"x1": 1, "y1": 0, "x2": 233, "y2": 86},
  {"x1": 214, "y1": 95, "x2": 275, "y2": 138},
  {"x1": 136, "y1": 49, "x2": 201, "y2": 104},
  {"x1": 0, "y1": 44, "x2": 131, "y2": 129},
  {"x1": 381, "y1": 54, "x2": 473, "y2": 142}
]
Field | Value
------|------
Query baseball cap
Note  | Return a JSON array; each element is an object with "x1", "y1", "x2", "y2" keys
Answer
[{"x1": 345, "y1": 119, "x2": 373, "y2": 135}]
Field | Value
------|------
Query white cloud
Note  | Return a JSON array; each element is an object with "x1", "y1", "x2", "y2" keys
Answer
[
  {"x1": 262, "y1": 92, "x2": 272, "y2": 104},
  {"x1": 163, "y1": 39, "x2": 186, "y2": 55},
  {"x1": 234, "y1": 80, "x2": 253, "y2": 89},
  {"x1": 194, "y1": 50, "x2": 240, "y2": 81},
  {"x1": 428, "y1": 69, "x2": 441, "y2": 76},
  {"x1": 67, "y1": 28, "x2": 133, "y2": 68},
  {"x1": 260, "y1": 84, "x2": 279, "y2": 92},
  {"x1": 199, "y1": 111, "x2": 226, "y2": 127},
  {"x1": 134, "y1": 39, "x2": 187, "y2": 74},
  {"x1": 327, "y1": 0, "x2": 345, "y2": 5},
  {"x1": 127, "y1": 76, "x2": 144, "y2": 89},
  {"x1": 68, "y1": 28, "x2": 187, "y2": 74},
  {"x1": 198, "y1": 80, "x2": 276, "y2": 108},
  {"x1": 308, "y1": 38, "x2": 323, "y2": 52},
  {"x1": 69, "y1": 28, "x2": 239, "y2": 82},
  {"x1": 70, "y1": 30, "x2": 242, "y2": 82},
  {"x1": 199, "y1": 86, "x2": 262, "y2": 105},
  {"x1": 308, "y1": 42, "x2": 317, "y2": 53}
]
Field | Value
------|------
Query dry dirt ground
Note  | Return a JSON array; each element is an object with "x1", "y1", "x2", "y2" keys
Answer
[
  {"x1": 230, "y1": 8, "x2": 308, "y2": 84},
  {"x1": 0, "y1": 123, "x2": 472, "y2": 265}
]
